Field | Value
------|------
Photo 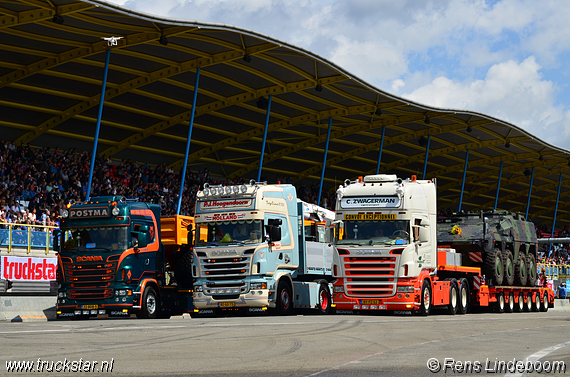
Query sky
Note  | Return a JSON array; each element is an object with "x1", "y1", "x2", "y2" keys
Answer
[{"x1": 107, "y1": 0, "x2": 570, "y2": 151}]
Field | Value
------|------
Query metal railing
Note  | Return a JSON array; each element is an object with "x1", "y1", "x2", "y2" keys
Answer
[
  {"x1": 537, "y1": 263, "x2": 570, "y2": 279},
  {"x1": 0, "y1": 223, "x2": 58, "y2": 255}
]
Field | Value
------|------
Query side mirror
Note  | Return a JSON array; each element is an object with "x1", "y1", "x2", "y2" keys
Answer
[
  {"x1": 52, "y1": 229, "x2": 60, "y2": 252},
  {"x1": 137, "y1": 232, "x2": 148, "y2": 248},
  {"x1": 419, "y1": 227, "x2": 429, "y2": 243},
  {"x1": 187, "y1": 224, "x2": 194, "y2": 246}
]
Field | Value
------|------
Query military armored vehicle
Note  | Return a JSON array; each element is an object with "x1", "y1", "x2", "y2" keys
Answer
[{"x1": 437, "y1": 210, "x2": 538, "y2": 287}]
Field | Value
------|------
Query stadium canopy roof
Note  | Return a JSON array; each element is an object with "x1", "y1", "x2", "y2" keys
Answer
[{"x1": 1, "y1": 0, "x2": 570, "y2": 226}]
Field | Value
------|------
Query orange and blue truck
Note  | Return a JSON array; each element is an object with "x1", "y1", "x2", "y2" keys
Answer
[{"x1": 54, "y1": 196, "x2": 194, "y2": 319}]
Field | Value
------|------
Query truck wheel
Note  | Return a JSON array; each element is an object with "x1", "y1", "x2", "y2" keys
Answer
[
  {"x1": 526, "y1": 254, "x2": 537, "y2": 287},
  {"x1": 532, "y1": 292, "x2": 540, "y2": 312},
  {"x1": 137, "y1": 286, "x2": 158, "y2": 319},
  {"x1": 505, "y1": 292, "x2": 514, "y2": 313},
  {"x1": 316, "y1": 281, "x2": 331, "y2": 315},
  {"x1": 540, "y1": 291, "x2": 549, "y2": 312},
  {"x1": 525, "y1": 292, "x2": 533, "y2": 312},
  {"x1": 276, "y1": 280, "x2": 292, "y2": 316},
  {"x1": 458, "y1": 278, "x2": 469, "y2": 314},
  {"x1": 514, "y1": 255, "x2": 528, "y2": 286},
  {"x1": 173, "y1": 248, "x2": 194, "y2": 289},
  {"x1": 495, "y1": 292, "x2": 505, "y2": 313},
  {"x1": 515, "y1": 292, "x2": 524, "y2": 312},
  {"x1": 503, "y1": 251, "x2": 515, "y2": 286},
  {"x1": 447, "y1": 280, "x2": 458, "y2": 315},
  {"x1": 485, "y1": 249, "x2": 504, "y2": 286},
  {"x1": 419, "y1": 279, "x2": 432, "y2": 316}
]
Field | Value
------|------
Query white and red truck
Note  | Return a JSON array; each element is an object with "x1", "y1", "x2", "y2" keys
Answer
[{"x1": 331, "y1": 174, "x2": 555, "y2": 315}]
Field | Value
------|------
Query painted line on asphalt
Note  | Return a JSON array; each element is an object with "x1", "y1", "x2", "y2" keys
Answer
[{"x1": 505, "y1": 340, "x2": 570, "y2": 377}]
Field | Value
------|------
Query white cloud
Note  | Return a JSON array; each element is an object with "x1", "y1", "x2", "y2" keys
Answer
[{"x1": 403, "y1": 56, "x2": 568, "y2": 148}]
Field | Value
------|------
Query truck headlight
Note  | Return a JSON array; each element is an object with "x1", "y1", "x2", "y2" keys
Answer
[
  {"x1": 112, "y1": 207, "x2": 120, "y2": 216},
  {"x1": 194, "y1": 285, "x2": 203, "y2": 292},
  {"x1": 333, "y1": 286, "x2": 344, "y2": 293},
  {"x1": 62, "y1": 209, "x2": 69, "y2": 218},
  {"x1": 250, "y1": 282, "x2": 267, "y2": 289},
  {"x1": 58, "y1": 292, "x2": 67, "y2": 298},
  {"x1": 397, "y1": 286, "x2": 415, "y2": 293}
]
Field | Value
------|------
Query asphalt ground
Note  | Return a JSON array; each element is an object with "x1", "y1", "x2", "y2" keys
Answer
[{"x1": 1, "y1": 310, "x2": 569, "y2": 377}]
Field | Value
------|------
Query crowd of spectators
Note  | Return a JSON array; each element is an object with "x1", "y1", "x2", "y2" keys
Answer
[{"x1": 0, "y1": 141, "x2": 336, "y2": 233}]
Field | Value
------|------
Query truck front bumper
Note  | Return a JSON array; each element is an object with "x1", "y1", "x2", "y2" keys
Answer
[
  {"x1": 192, "y1": 289, "x2": 271, "y2": 310},
  {"x1": 332, "y1": 292, "x2": 418, "y2": 311}
]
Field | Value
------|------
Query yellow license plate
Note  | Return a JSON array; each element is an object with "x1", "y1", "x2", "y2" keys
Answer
[
  {"x1": 362, "y1": 300, "x2": 379, "y2": 305},
  {"x1": 81, "y1": 305, "x2": 98, "y2": 309},
  {"x1": 218, "y1": 302, "x2": 235, "y2": 307},
  {"x1": 344, "y1": 214, "x2": 396, "y2": 221}
]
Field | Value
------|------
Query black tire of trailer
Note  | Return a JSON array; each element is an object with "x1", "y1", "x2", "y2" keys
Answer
[
  {"x1": 505, "y1": 291, "x2": 515, "y2": 313},
  {"x1": 503, "y1": 251, "x2": 515, "y2": 286},
  {"x1": 173, "y1": 248, "x2": 194, "y2": 289},
  {"x1": 485, "y1": 249, "x2": 504, "y2": 286},
  {"x1": 418, "y1": 279, "x2": 432, "y2": 316},
  {"x1": 315, "y1": 279, "x2": 332, "y2": 315},
  {"x1": 276, "y1": 279, "x2": 293, "y2": 316},
  {"x1": 495, "y1": 292, "x2": 505, "y2": 313},
  {"x1": 527, "y1": 254, "x2": 537, "y2": 287},
  {"x1": 447, "y1": 279, "x2": 458, "y2": 315},
  {"x1": 525, "y1": 292, "x2": 533, "y2": 312},
  {"x1": 540, "y1": 291, "x2": 549, "y2": 312},
  {"x1": 457, "y1": 278, "x2": 469, "y2": 315},
  {"x1": 515, "y1": 292, "x2": 524, "y2": 312},
  {"x1": 136, "y1": 286, "x2": 158, "y2": 319},
  {"x1": 532, "y1": 291, "x2": 541, "y2": 312},
  {"x1": 514, "y1": 254, "x2": 528, "y2": 287}
]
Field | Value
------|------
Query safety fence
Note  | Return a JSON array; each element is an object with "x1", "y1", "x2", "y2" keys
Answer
[
  {"x1": 537, "y1": 263, "x2": 570, "y2": 279},
  {"x1": 0, "y1": 223, "x2": 57, "y2": 255}
]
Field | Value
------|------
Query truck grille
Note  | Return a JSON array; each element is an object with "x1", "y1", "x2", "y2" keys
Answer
[
  {"x1": 199, "y1": 256, "x2": 251, "y2": 281},
  {"x1": 343, "y1": 256, "x2": 398, "y2": 297},
  {"x1": 61, "y1": 257, "x2": 117, "y2": 300}
]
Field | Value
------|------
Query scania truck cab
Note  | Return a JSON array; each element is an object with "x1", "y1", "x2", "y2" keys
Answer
[{"x1": 192, "y1": 181, "x2": 336, "y2": 316}]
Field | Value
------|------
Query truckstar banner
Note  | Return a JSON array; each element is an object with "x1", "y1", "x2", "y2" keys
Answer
[
  {"x1": 1, "y1": 256, "x2": 57, "y2": 281},
  {"x1": 340, "y1": 196, "x2": 400, "y2": 208}
]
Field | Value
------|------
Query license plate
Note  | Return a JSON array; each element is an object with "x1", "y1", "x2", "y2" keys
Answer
[
  {"x1": 81, "y1": 305, "x2": 98, "y2": 309},
  {"x1": 218, "y1": 302, "x2": 235, "y2": 307},
  {"x1": 362, "y1": 300, "x2": 379, "y2": 305}
]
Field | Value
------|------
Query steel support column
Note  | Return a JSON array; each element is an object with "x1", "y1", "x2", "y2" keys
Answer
[
  {"x1": 318, "y1": 117, "x2": 333, "y2": 206},
  {"x1": 494, "y1": 161, "x2": 503, "y2": 211},
  {"x1": 86, "y1": 49, "x2": 111, "y2": 201},
  {"x1": 458, "y1": 150, "x2": 469, "y2": 212},
  {"x1": 525, "y1": 167, "x2": 535, "y2": 221},
  {"x1": 177, "y1": 67, "x2": 200, "y2": 215},
  {"x1": 257, "y1": 95, "x2": 273, "y2": 182},
  {"x1": 422, "y1": 135, "x2": 431, "y2": 179},
  {"x1": 549, "y1": 173, "x2": 563, "y2": 256},
  {"x1": 375, "y1": 126, "x2": 386, "y2": 175}
]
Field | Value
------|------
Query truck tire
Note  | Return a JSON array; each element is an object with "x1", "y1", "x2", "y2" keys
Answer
[
  {"x1": 316, "y1": 280, "x2": 331, "y2": 315},
  {"x1": 447, "y1": 279, "x2": 458, "y2": 315},
  {"x1": 540, "y1": 291, "x2": 549, "y2": 312},
  {"x1": 495, "y1": 292, "x2": 505, "y2": 313},
  {"x1": 276, "y1": 280, "x2": 292, "y2": 315},
  {"x1": 137, "y1": 286, "x2": 158, "y2": 319},
  {"x1": 458, "y1": 278, "x2": 469, "y2": 314},
  {"x1": 515, "y1": 292, "x2": 524, "y2": 312},
  {"x1": 505, "y1": 291, "x2": 514, "y2": 313},
  {"x1": 173, "y1": 248, "x2": 194, "y2": 289},
  {"x1": 532, "y1": 292, "x2": 540, "y2": 312},
  {"x1": 525, "y1": 292, "x2": 533, "y2": 312},
  {"x1": 503, "y1": 251, "x2": 515, "y2": 286},
  {"x1": 514, "y1": 255, "x2": 528, "y2": 286},
  {"x1": 526, "y1": 254, "x2": 537, "y2": 287},
  {"x1": 419, "y1": 279, "x2": 432, "y2": 316},
  {"x1": 485, "y1": 249, "x2": 504, "y2": 286}
]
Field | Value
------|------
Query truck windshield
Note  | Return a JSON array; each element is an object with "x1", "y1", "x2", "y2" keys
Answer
[
  {"x1": 61, "y1": 227, "x2": 128, "y2": 252},
  {"x1": 336, "y1": 220, "x2": 410, "y2": 246},
  {"x1": 195, "y1": 220, "x2": 263, "y2": 245}
]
